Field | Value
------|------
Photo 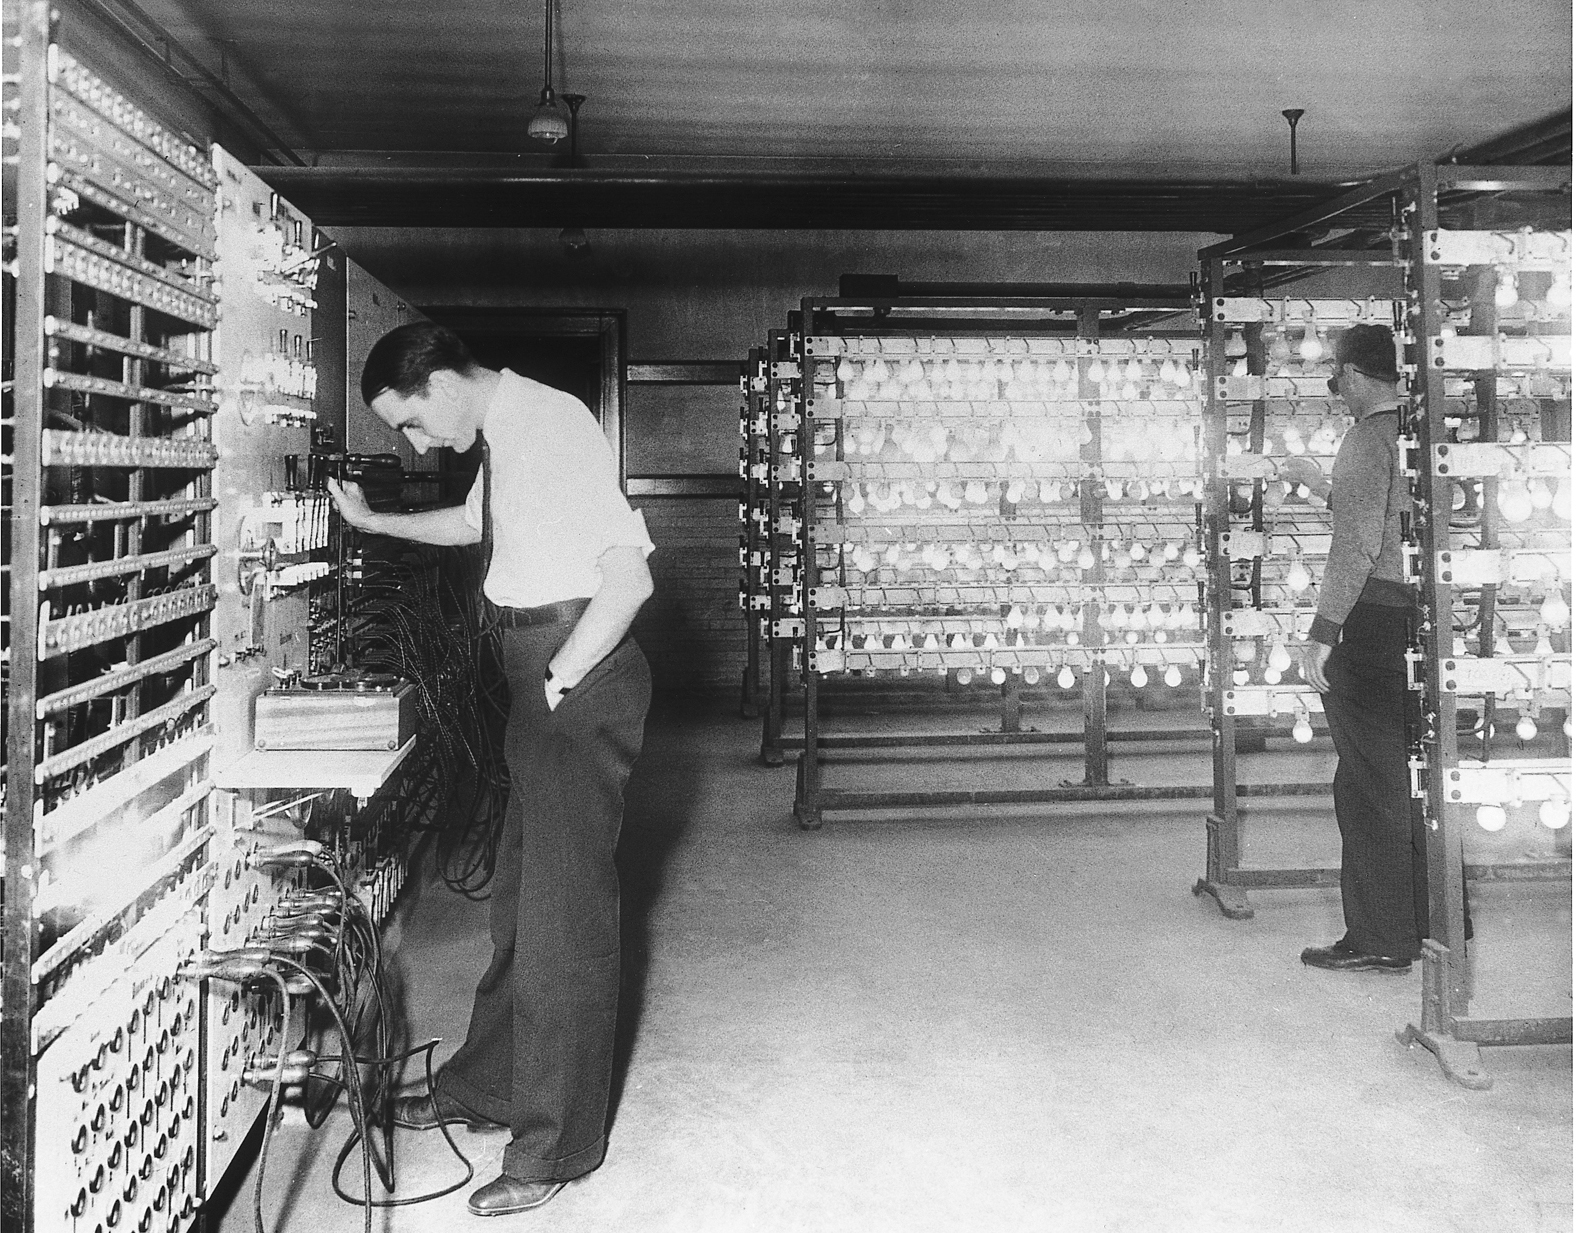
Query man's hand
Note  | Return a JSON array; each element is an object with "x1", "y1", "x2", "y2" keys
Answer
[
  {"x1": 1301, "y1": 640, "x2": 1333, "y2": 693},
  {"x1": 1278, "y1": 456, "x2": 1326, "y2": 492},
  {"x1": 326, "y1": 478, "x2": 377, "y2": 531}
]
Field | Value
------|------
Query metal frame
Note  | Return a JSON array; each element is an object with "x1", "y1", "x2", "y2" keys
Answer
[
  {"x1": 1190, "y1": 247, "x2": 1408, "y2": 917},
  {"x1": 1391, "y1": 162, "x2": 1573, "y2": 1088},
  {"x1": 737, "y1": 348, "x2": 769, "y2": 717},
  {"x1": 780, "y1": 291, "x2": 1224, "y2": 828},
  {"x1": 1185, "y1": 160, "x2": 1572, "y2": 1084},
  {"x1": 4, "y1": 11, "x2": 220, "y2": 1226}
]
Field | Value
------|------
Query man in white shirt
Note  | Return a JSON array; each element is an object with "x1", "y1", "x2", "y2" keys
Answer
[{"x1": 328, "y1": 322, "x2": 653, "y2": 1215}]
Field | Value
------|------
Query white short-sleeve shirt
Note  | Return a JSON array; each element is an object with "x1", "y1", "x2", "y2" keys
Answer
[{"x1": 463, "y1": 369, "x2": 653, "y2": 608}]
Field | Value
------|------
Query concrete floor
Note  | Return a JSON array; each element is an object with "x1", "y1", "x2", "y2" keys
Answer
[{"x1": 230, "y1": 701, "x2": 1572, "y2": 1233}]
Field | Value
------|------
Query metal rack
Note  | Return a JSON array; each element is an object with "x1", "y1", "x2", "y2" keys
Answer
[
  {"x1": 4, "y1": 10, "x2": 220, "y2": 1228},
  {"x1": 1193, "y1": 252, "x2": 1407, "y2": 917},
  {"x1": 1186, "y1": 162, "x2": 1571, "y2": 1086},
  {"x1": 1393, "y1": 162, "x2": 1572, "y2": 1088},
  {"x1": 769, "y1": 289, "x2": 1229, "y2": 828},
  {"x1": 739, "y1": 345, "x2": 769, "y2": 716}
]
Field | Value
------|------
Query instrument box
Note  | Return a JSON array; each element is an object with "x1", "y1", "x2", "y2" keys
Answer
[{"x1": 253, "y1": 673, "x2": 417, "y2": 751}]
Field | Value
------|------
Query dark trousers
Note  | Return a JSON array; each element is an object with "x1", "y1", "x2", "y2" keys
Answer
[
  {"x1": 1322, "y1": 601, "x2": 1429, "y2": 958},
  {"x1": 437, "y1": 623, "x2": 650, "y2": 1182}
]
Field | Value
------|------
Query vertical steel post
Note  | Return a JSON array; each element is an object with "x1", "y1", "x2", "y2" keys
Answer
[
  {"x1": 741, "y1": 346, "x2": 763, "y2": 718},
  {"x1": 1078, "y1": 306, "x2": 1109, "y2": 786},
  {"x1": 1196, "y1": 256, "x2": 1253, "y2": 917},
  {"x1": 3, "y1": 11, "x2": 51, "y2": 1229},
  {"x1": 760, "y1": 333, "x2": 786, "y2": 765},
  {"x1": 795, "y1": 307, "x2": 821, "y2": 827},
  {"x1": 1404, "y1": 162, "x2": 1472, "y2": 1016}
]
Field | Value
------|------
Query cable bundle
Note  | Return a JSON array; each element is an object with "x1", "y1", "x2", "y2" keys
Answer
[{"x1": 341, "y1": 538, "x2": 510, "y2": 896}]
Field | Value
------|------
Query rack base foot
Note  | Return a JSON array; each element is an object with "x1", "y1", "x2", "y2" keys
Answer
[
  {"x1": 1396, "y1": 1025, "x2": 1493, "y2": 1090},
  {"x1": 793, "y1": 758, "x2": 823, "y2": 830},
  {"x1": 1192, "y1": 877, "x2": 1255, "y2": 920},
  {"x1": 759, "y1": 742, "x2": 785, "y2": 767}
]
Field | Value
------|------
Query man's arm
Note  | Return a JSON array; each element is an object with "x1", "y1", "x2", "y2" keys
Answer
[
  {"x1": 548, "y1": 545, "x2": 654, "y2": 700},
  {"x1": 326, "y1": 478, "x2": 481, "y2": 546},
  {"x1": 1308, "y1": 421, "x2": 1391, "y2": 648}
]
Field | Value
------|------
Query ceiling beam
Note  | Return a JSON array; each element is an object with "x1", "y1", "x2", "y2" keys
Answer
[{"x1": 253, "y1": 166, "x2": 1346, "y2": 232}]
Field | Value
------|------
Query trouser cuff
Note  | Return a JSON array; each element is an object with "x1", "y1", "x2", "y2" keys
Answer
[{"x1": 502, "y1": 1134, "x2": 605, "y2": 1183}]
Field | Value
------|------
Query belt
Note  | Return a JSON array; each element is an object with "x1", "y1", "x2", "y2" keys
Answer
[{"x1": 493, "y1": 597, "x2": 591, "y2": 628}]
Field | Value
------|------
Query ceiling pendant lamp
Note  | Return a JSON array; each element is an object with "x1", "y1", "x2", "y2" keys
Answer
[{"x1": 528, "y1": 0, "x2": 569, "y2": 145}]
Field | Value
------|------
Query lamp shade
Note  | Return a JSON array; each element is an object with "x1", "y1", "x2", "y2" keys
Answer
[{"x1": 528, "y1": 90, "x2": 569, "y2": 144}]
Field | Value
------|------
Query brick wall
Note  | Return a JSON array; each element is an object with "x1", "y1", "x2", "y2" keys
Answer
[{"x1": 631, "y1": 498, "x2": 745, "y2": 696}]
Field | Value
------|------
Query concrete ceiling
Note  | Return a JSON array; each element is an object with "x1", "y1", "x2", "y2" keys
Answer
[{"x1": 125, "y1": 0, "x2": 1570, "y2": 179}]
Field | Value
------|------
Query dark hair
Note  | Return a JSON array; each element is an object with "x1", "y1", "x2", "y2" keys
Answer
[
  {"x1": 360, "y1": 322, "x2": 478, "y2": 406},
  {"x1": 1334, "y1": 323, "x2": 1398, "y2": 382}
]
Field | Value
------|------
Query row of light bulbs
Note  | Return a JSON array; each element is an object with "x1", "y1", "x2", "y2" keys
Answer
[
  {"x1": 1494, "y1": 476, "x2": 1572, "y2": 523},
  {"x1": 1490, "y1": 266, "x2": 1573, "y2": 311},
  {"x1": 1221, "y1": 420, "x2": 1347, "y2": 457},
  {"x1": 839, "y1": 537, "x2": 1205, "y2": 574},
  {"x1": 839, "y1": 602, "x2": 1203, "y2": 638},
  {"x1": 840, "y1": 419, "x2": 1198, "y2": 466},
  {"x1": 834, "y1": 355, "x2": 1200, "y2": 404},
  {"x1": 1477, "y1": 797, "x2": 1571, "y2": 832},
  {"x1": 842, "y1": 477, "x2": 1205, "y2": 515},
  {"x1": 817, "y1": 639, "x2": 1194, "y2": 692}
]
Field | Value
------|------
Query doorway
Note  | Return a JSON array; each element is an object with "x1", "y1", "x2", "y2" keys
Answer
[{"x1": 421, "y1": 307, "x2": 629, "y2": 500}]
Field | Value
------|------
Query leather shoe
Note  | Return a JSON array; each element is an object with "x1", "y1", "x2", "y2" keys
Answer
[
  {"x1": 466, "y1": 1175, "x2": 566, "y2": 1216},
  {"x1": 388, "y1": 1092, "x2": 503, "y2": 1131},
  {"x1": 1301, "y1": 943, "x2": 1413, "y2": 972}
]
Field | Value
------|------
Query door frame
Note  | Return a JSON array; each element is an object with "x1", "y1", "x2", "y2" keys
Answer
[{"x1": 420, "y1": 306, "x2": 629, "y2": 486}]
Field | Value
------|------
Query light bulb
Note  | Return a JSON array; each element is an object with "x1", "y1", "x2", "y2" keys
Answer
[
  {"x1": 1494, "y1": 269, "x2": 1519, "y2": 309},
  {"x1": 1182, "y1": 545, "x2": 1202, "y2": 569},
  {"x1": 1516, "y1": 715, "x2": 1538, "y2": 741},
  {"x1": 1164, "y1": 664, "x2": 1183, "y2": 688},
  {"x1": 1539, "y1": 798, "x2": 1571, "y2": 829},
  {"x1": 1475, "y1": 804, "x2": 1508, "y2": 832},
  {"x1": 1224, "y1": 328, "x2": 1247, "y2": 358},
  {"x1": 1497, "y1": 481, "x2": 1535, "y2": 524},
  {"x1": 1233, "y1": 668, "x2": 1250, "y2": 685},
  {"x1": 1529, "y1": 479, "x2": 1554, "y2": 510},
  {"x1": 1297, "y1": 323, "x2": 1324, "y2": 362},
  {"x1": 1263, "y1": 667, "x2": 1282, "y2": 685},
  {"x1": 1292, "y1": 713, "x2": 1314, "y2": 744},
  {"x1": 1130, "y1": 664, "x2": 1148, "y2": 688},
  {"x1": 1077, "y1": 547, "x2": 1096, "y2": 570},
  {"x1": 1022, "y1": 666, "x2": 1041, "y2": 686},
  {"x1": 1545, "y1": 272, "x2": 1572, "y2": 309},
  {"x1": 1286, "y1": 560, "x2": 1312, "y2": 594},
  {"x1": 1231, "y1": 357, "x2": 1249, "y2": 378},
  {"x1": 1006, "y1": 605, "x2": 1025, "y2": 630},
  {"x1": 1268, "y1": 640, "x2": 1293, "y2": 673},
  {"x1": 1088, "y1": 358, "x2": 1106, "y2": 383},
  {"x1": 1540, "y1": 592, "x2": 1570, "y2": 628},
  {"x1": 1057, "y1": 665, "x2": 1076, "y2": 689},
  {"x1": 956, "y1": 667, "x2": 974, "y2": 686}
]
